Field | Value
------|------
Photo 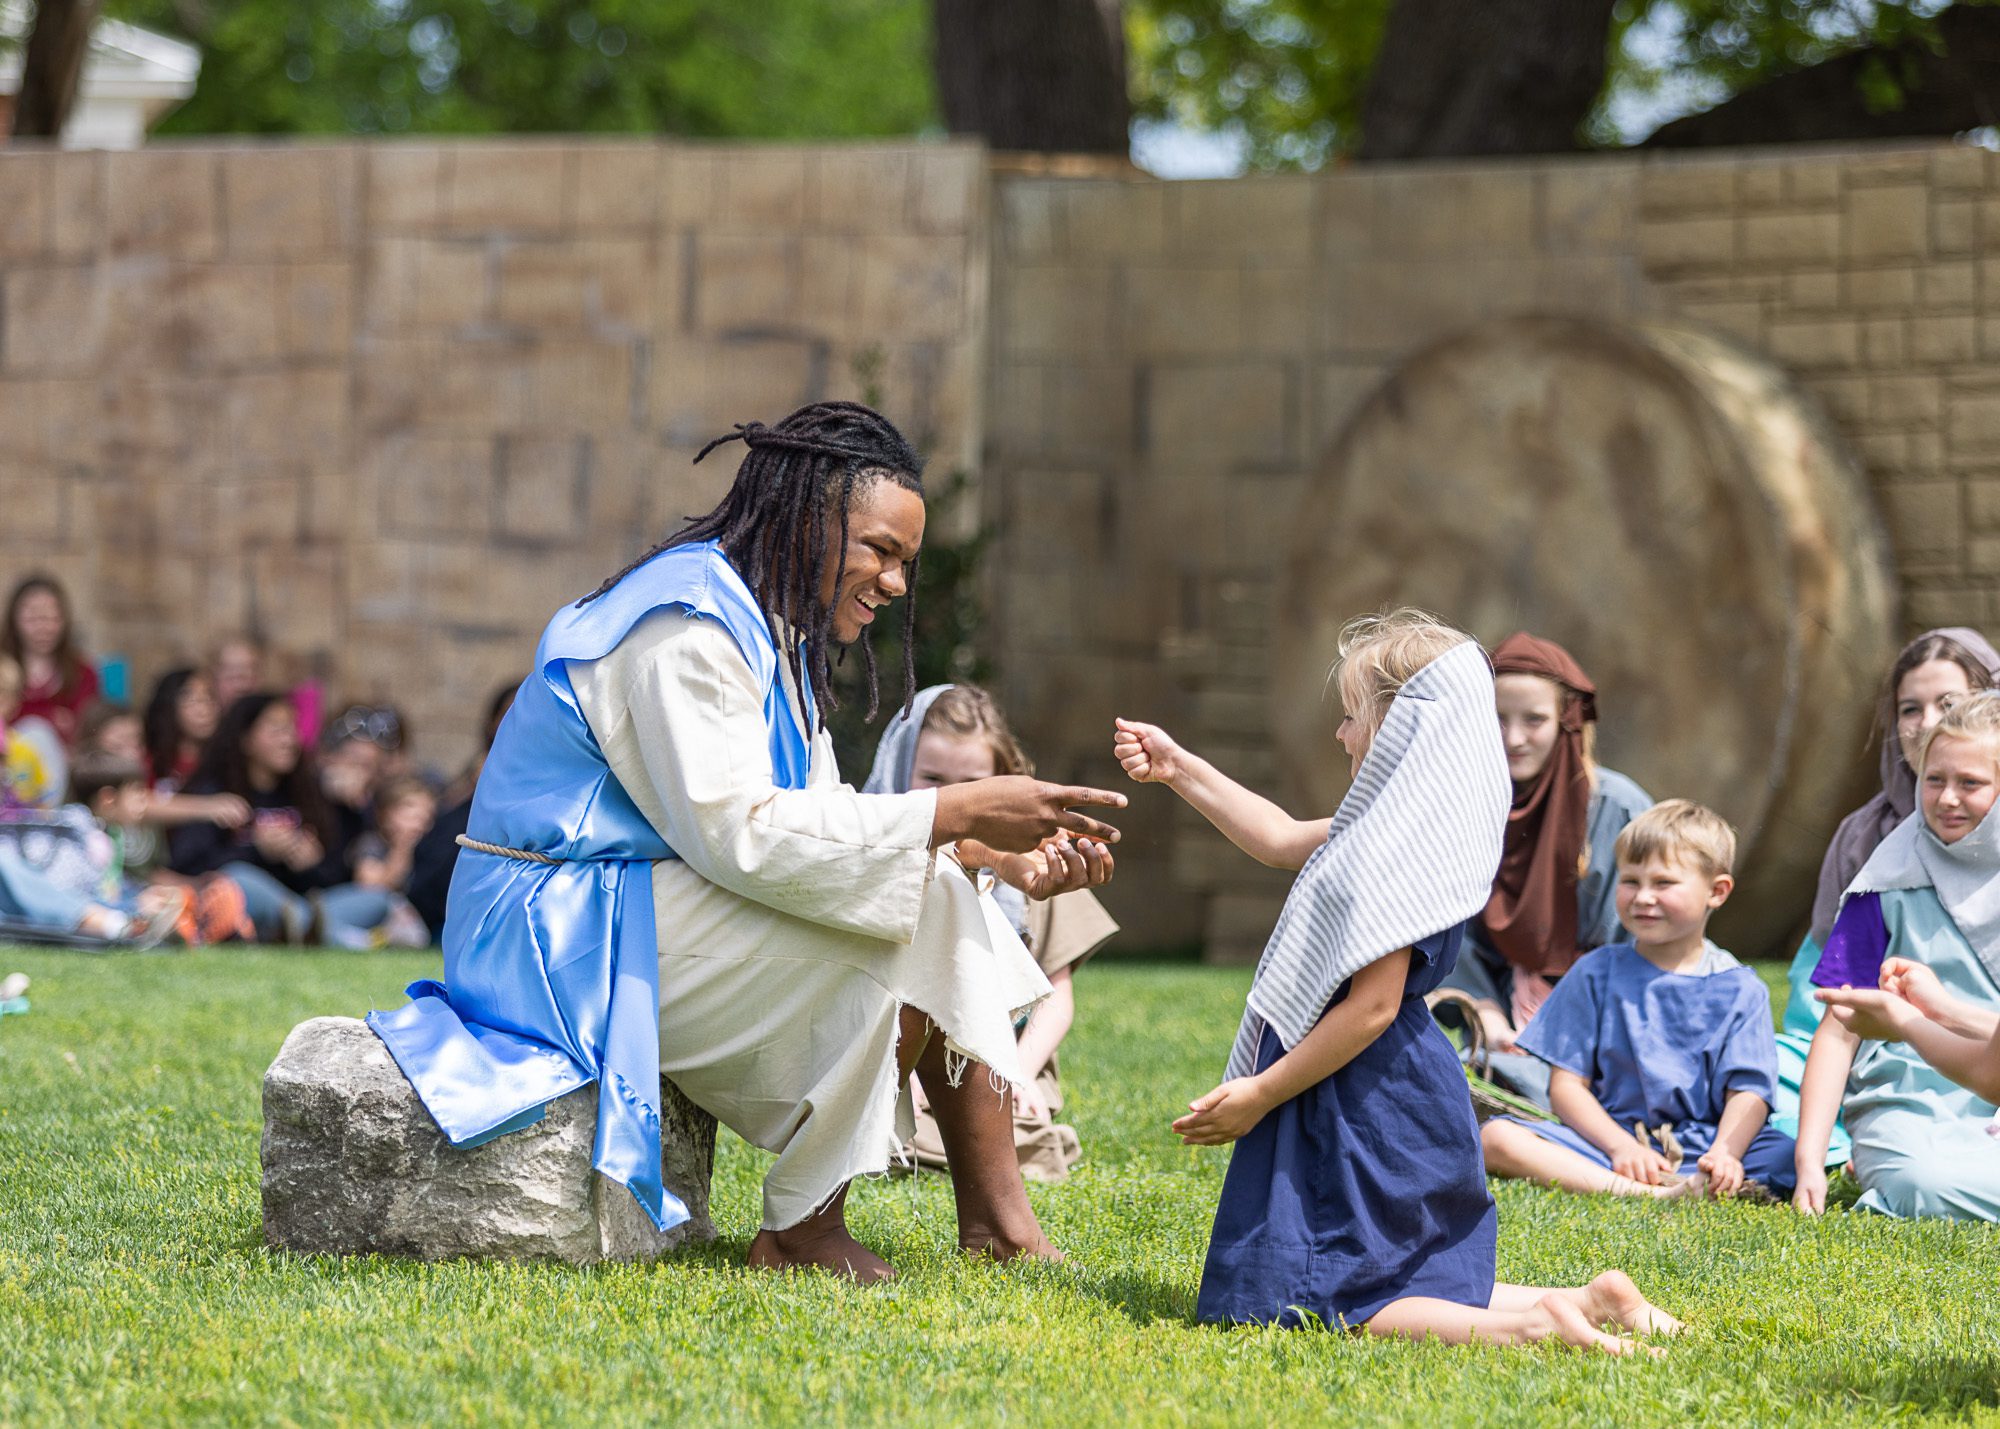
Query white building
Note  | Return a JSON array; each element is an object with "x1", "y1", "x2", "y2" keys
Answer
[{"x1": 0, "y1": 4, "x2": 200, "y2": 148}]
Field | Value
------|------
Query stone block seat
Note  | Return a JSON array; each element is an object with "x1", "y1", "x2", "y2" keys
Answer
[{"x1": 261, "y1": 1017, "x2": 717, "y2": 1264}]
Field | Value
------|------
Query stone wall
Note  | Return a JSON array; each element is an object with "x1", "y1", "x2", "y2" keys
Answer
[
  {"x1": 985, "y1": 142, "x2": 2000, "y2": 955},
  {"x1": 7, "y1": 135, "x2": 1999, "y2": 955},
  {"x1": 0, "y1": 138, "x2": 986, "y2": 769}
]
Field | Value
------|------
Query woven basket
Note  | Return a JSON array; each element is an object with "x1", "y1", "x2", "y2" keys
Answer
[{"x1": 1425, "y1": 988, "x2": 1556, "y2": 1124}]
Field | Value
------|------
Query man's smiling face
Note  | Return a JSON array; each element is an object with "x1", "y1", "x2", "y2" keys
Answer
[{"x1": 821, "y1": 474, "x2": 925, "y2": 644}]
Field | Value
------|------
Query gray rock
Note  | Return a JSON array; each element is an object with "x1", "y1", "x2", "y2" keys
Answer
[{"x1": 261, "y1": 1016, "x2": 716, "y2": 1264}]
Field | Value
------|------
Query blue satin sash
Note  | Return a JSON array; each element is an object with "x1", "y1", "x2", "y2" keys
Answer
[{"x1": 367, "y1": 541, "x2": 810, "y2": 1230}]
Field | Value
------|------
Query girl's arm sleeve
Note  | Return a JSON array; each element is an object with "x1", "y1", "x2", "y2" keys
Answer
[{"x1": 1811, "y1": 892, "x2": 1889, "y2": 990}]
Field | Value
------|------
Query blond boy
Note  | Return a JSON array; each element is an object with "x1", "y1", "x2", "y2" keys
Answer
[{"x1": 1481, "y1": 800, "x2": 1797, "y2": 1199}]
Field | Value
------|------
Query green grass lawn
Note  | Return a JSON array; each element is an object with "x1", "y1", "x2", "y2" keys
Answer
[{"x1": 2, "y1": 949, "x2": 1998, "y2": 1426}]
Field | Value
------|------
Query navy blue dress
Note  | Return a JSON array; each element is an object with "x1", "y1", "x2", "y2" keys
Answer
[{"x1": 1196, "y1": 922, "x2": 1498, "y2": 1328}]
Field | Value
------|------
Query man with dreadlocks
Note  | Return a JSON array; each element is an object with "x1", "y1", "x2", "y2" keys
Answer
[{"x1": 370, "y1": 401, "x2": 1125, "y2": 1279}]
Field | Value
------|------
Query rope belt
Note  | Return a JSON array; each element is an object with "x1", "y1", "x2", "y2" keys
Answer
[{"x1": 456, "y1": 834, "x2": 565, "y2": 866}]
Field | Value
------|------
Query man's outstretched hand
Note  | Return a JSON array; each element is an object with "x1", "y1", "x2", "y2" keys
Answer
[{"x1": 932, "y1": 775, "x2": 1127, "y2": 854}]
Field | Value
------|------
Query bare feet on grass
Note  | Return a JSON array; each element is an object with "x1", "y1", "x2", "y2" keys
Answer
[
  {"x1": 1581, "y1": 1271, "x2": 1685, "y2": 1338},
  {"x1": 1527, "y1": 1294, "x2": 1659, "y2": 1357},
  {"x1": 958, "y1": 1224, "x2": 1064, "y2": 1265},
  {"x1": 747, "y1": 1223, "x2": 896, "y2": 1284}
]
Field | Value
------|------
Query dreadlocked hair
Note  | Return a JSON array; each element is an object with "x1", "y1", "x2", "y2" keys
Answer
[{"x1": 582, "y1": 400, "x2": 926, "y2": 729}]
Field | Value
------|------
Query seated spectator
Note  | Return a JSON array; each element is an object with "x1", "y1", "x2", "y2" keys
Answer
[
  {"x1": 319, "y1": 715, "x2": 392, "y2": 853},
  {"x1": 339, "y1": 775, "x2": 437, "y2": 948},
  {"x1": 0, "y1": 839, "x2": 178, "y2": 947},
  {"x1": 206, "y1": 634, "x2": 265, "y2": 713},
  {"x1": 4, "y1": 573, "x2": 99, "y2": 752},
  {"x1": 143, "y1": 668, "x2": 217, "y2": 791},
  {"x1": 168, "y1": 693, "x2": 349, "y2": 944},
  {"x1": 865, "y1": 683, "x2": 1119, "y2": 1184},
  {"x1": 1773, "y1": 628, "x2": 1998, "y2": 1167},
  {"x1": 407, "y1": 680, "x2": 520, "y2": 945},
  {"x1": 75, "y1": 700, "x2": 145, "y2": 765},
  {"x1": 66, "y1": 751, "x2": 153, "y2": 903},
  {"x1": 70, "y1": 750, "x2": 252, "y2": 946},
  {"x1": 139, "y1": 668, "x2": 250, "y2": 831},
  {"x1": 1435, "y1": 633, "x2": 1652, "y2": 1108},
  {"x1": 1794, "y1": 691, "x2": 2000, "y2": 1222},
  {"x1": 1480, "y1": 801, "x2": 1796, "y2": 1200},
  {"x1": 1, "y1": 654, "x2": 57, "y2": 810}
]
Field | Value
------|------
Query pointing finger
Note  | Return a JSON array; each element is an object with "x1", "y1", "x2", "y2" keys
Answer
[{"x1": 1055, "y1": 785, "x2": 1130, "y2": 810}]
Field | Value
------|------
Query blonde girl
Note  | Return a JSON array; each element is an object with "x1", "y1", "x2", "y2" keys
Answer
[{"x1": 1118, "y1": 611, "x2": 1678, "y2": 1351}]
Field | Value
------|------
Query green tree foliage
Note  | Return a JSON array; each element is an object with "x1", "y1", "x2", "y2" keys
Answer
[
  {"x1": 1588, "y1": 0, "x2": 1962, "y2": 144},
  {"x1": 106, "y1": 0, "x2": 940, "y2": 137},
  {"x1": 1127, "y1": 0, "x2": 1390, "y2": 168},
  {"x1": 1129, "y1": 0, "x2": 1972, "y2": 169}
]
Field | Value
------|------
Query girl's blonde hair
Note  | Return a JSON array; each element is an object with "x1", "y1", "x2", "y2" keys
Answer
[
  {"x1": 1918, "y1": 689, "x2": 2000, "y2": 773},
  {"x1": 919, "y1": 684, "x2": 1034, "y2": 777},
  {"x1": 1333, "y1": 608, "x2": 1477, "y2": 734}
]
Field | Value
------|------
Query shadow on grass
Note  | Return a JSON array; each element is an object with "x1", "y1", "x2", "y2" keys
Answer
[{"x1": 1077, "y1": 1266, "x2": 1198, "y2": 1326}]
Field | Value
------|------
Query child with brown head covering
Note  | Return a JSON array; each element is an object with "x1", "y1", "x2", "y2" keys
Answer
[{"x1": 1435, "y1": 633, "x2": 1652, "y2": 1107}]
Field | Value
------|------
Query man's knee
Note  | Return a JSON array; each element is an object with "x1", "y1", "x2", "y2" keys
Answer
[{"x1": 895, "y1": 1005, "x2": 934, "y2": 1078}]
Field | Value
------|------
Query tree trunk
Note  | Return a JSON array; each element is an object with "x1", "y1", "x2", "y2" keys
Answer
[
  {"x1": 13, "y1": 0, "x2": 103, "y2": 140},
  {"x1": 1646, "y1": 5, "x2": 2000, "y2": 148},
  {"x1": 1357, "y1": 0, "x2": 1619, "y2": 161},
  {"x1": 932, "y1": 0, "x2": 1129, "y2": 155}
]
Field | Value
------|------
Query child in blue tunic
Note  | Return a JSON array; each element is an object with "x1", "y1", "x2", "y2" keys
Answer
[
  {"x1": 1481, "y1": 800, "x2": 1796, "y2": 1199},
  {"x1": 1121, "y1": 611, "x2": 1679, "y2": 1352}
]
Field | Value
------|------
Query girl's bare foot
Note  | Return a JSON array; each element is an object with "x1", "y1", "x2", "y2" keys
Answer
[
  {"x1": 1528, "y1": 1293, "x2": 1652, "y2": 1356},
  {"x1": 1582, "y1": 1270, "x2": 1684, "y2": 1337},
  {"x1": 748, "y1": 1224, "x2": 896, "y2": 1283}
]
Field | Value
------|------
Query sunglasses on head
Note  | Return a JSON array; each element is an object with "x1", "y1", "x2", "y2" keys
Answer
[{"x1": 329, "y1": 705, "x2": 403, "y2": 750}]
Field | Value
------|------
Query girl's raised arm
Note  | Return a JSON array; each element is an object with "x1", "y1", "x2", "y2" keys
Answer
[{"x1": 1113, "y1": 717, "x2": 1330, "y2": 871}]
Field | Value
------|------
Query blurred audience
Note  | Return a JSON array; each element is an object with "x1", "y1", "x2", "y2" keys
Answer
[
  {"x1": 0, "y1": 655, "x2": 55, "y2": 810},
  {"x1": 407, "y1": 680, "x2": 519, "y2": 945}
]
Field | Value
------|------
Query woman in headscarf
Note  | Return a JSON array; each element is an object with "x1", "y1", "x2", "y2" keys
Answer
[
  {"x1": 1792, "y1": 690, "x2": 2000, "y2": 1221},
  {"x1": 864, "y1": 684, "x2": 1120, "y2": 1184},
  {"x1": 1435, "y1": 634, "x2": 1652, "y2": 1107},
  {"x1": 1769, "y1": 626, "x2": 2000, "y2": 1161}
]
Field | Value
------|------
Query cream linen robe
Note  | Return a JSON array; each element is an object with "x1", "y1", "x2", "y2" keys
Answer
[{"x1": 569, "y1": 607, "x2": 1051, "y2": 1230}]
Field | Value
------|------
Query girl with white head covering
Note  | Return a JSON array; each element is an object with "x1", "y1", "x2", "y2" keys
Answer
[
  {"x1": 1117, "y1": 610, "x2": 1678, "y2": 1351},
  {"x1": 1768, "y1": 628, "x2": 2000, "y2": 1168},
  {"x1": 1792, "y1": 690, "x2": 2000, "y2": 1222},
  {"x1": 867, "y1": 684, "x2": 1119, "y2": 1183}
]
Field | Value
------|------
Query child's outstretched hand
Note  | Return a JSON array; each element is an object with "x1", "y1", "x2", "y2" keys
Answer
[
  {"x1": 1881, "y1": 957, "x2": 1951, "y2": 1019},
  {"x1": 1114, "y1": 718, "x2": 1185, "y2": 787},
  {"x1": 1695, "y1": 1146, "x2": 1745, "y2": 1198},
  {"x1": 1172, "y1": 1078, "x2": 1271, "y2": 1145}
]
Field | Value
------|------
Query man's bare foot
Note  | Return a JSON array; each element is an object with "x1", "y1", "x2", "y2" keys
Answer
[
  {"x1": 1528, "y1": 1294, "x2": 1656, "y2": 1356},
  {"x1": 1582, "y1": 1270, "x2": 1685, "y2": 1337},
  {"x1": 958, "y1": 1225, "x2": 1064, "y2": 1265},
  {"x1": 748, "y1": 1225, "x2": 896, "y2": 1283}
]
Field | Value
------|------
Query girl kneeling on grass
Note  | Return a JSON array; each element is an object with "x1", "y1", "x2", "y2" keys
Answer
[{"x1": 1116, "y1": 610, "x2": 1679, "y2": 1351}]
